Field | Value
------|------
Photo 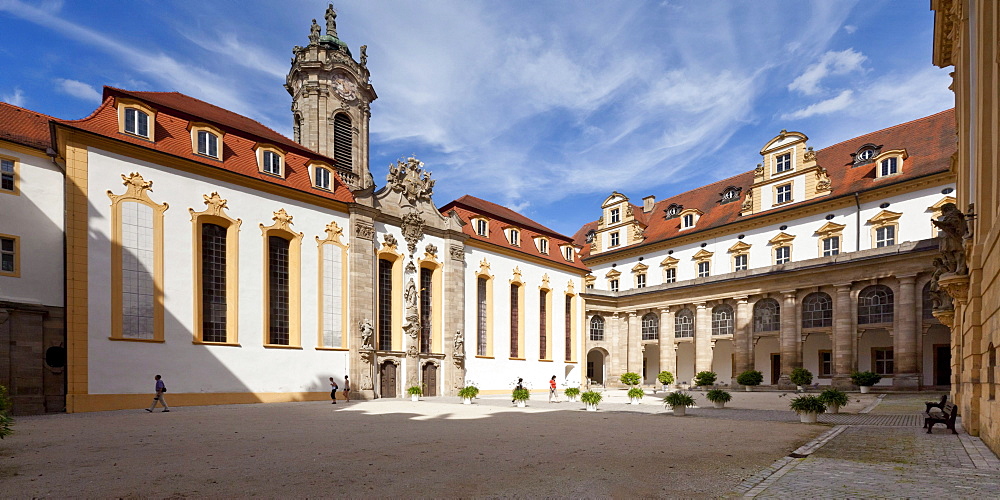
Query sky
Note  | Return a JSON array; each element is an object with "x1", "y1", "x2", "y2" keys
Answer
[{"x1": 0, "y1": 0, "x2": 955, "y2": 237}]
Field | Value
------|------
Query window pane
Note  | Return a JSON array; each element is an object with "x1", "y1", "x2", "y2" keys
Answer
[
  {"x1": 420, "y1": 267, "x2": 432, "y2": 353},
  {"x1": 477, "y1": 277, "x2": 487, "y2": 356},
  {"x1": 510, "y1": 284, "x2": 519, "y2": 357},
  {"x1": 642, "y1": 313, "x2": 658, "y2": 340},
  {"x1": 268, "y1": 236, "x2": 290, "y2": 345},
  {"x1": 753, "y1": 298, "x2": 780, "y2": 332},
  {"x1": 539, "y1": 290, "x2": 547, "y2": 359},
  {"x1": 201, "y1": 223, "x2": 227, "y2": 343},
  {"x1": 378, "y1": 259, "x2": 393, "y2": 350},
  {"x1": 322, "y1": 244, "x2": 343, "y2": 348},
  {"x1": 121, "y1": 202, "x2": 155, "y2": 340},
  {"x1": 590, "y1": 316, "x2": 604, "y2": 341}
]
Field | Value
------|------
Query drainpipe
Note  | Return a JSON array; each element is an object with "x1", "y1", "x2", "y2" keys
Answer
[{"x1": 853, "y1": 192, "x2": 862, "y2": 252}]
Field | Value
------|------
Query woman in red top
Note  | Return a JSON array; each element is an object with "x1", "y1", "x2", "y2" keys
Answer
[{"x1": 549, "y1": 375, "x2": 558, "y2": 403}]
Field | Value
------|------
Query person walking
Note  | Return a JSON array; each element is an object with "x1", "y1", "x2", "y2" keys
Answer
[
  {"x1": 512, "y1": 377, "x2": 524, "y2": 404},
  {"x1": 343, "y1": 375, "x2": 351, "y2": 402},
  {"x1": 145, "y1": 374, "x2": 169, "y2": 412},
  {"x1": 549, "y1": 375, "x2": 558, "y2": 403},
  {"x1": 329, "y1": 377, "x2": 339, "y2": 404}
]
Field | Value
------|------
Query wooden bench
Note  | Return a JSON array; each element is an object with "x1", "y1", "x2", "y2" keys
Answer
[
  {"x1": 925, "y1": 402, "x2": 958, "y2": 434},
  {"x1": 924, "y1": 394, "x2": 948, "y2": 413}
]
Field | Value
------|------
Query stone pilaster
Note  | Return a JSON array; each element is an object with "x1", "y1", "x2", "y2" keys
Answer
[
  {"x1": 348, "y1": 210, "x2": 377, "y2": 398},
  {"x1": 733, "y1": 296, "x2": 751, "y2": 385},
  {"x1": 659, "y1": 308, "x2": 676, "y2": 382},
  {"x1": 778, "y1": 290, "x2": 798, "y2": 389},
  {"x1": 627, "y1": 311, "x2": 642, "y2": 378},
  {"x1": 694, "y1": 302, "x2": 712, "y2": 374},
  {"x1": 832, "y1": 283, "x2": 854, "y2": 388},
  {"x1": 894, "y1": 275, "x2": 920, "y2": 388},
  {"x1": 443, "y1": 240, "x2": 467, "y2": 395}
]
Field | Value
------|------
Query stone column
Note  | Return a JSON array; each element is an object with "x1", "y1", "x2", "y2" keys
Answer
[
  {"x1": 733, "y1": 296, "x2": 751, "y2": 384},
  {"x1": 627, "y1": 311, "x2": 642, "y2": 380},
  {"x1": 894, "y1": 275, "x2": 920, "y2": 389},
  {"x1": 659, "y1": 308, "x2": 676, "y2": 382},
  {"x1": 832, "y1": 283, "x2": 854, "y2": 388},
  {"x1": 610, "y1": 312, "x2": 623, "y2": 382},
  {"x1": 778, "y1": 290, "x2": 798, "y2": 389},
  {"x1": 349, "y1": 209, "x2": 378, "y2": 399},
  {"x1": 694, "y1": 302, "x2": 712, "y2": 374}
]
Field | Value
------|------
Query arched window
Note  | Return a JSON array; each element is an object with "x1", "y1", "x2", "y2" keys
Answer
[
  {"x1": 858, "y1": 285, "x2": 894, "y2": 324},
  {"x1": 675, "y1": 308, "x2": 694, "y2": 337},
  {"x1": 712, "y1": 304, "x2": 734, "y2": 335},
  {"x1": 333, "y1": 113, "x2": 352, "y2": 173},
  {"x1": 801, "y1": 292, "x2": 833, "y2": 328},
  {"x1": 641, "y1": 313, "x2": 658, "y2": 340},
  {"x1": 589, "y1": 315, "x2": 605, "y2": 341},
  {"x1": 754, "y1": 298, "x2": 780, "y2": 332},
  {"x1": 922, "y1": 282, "x2": 935, "y2": 320}
]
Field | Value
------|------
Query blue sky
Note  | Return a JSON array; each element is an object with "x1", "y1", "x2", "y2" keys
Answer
[{"x1": 0, "y1": 1, "x2": 954, "y2": 236}]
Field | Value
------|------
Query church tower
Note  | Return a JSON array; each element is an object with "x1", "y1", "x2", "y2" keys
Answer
[{"x1": 286, "y1": 4, "x2": 376, "y2": 190}]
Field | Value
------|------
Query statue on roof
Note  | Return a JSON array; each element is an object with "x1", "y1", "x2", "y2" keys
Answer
[
  {"x1": 360, "y1": 45, "x2": 368, "y2": 66},
  {"x1": 325, "y1": 3, "x2": 339, "y2": 37},
  {"x1": 309, "y1": 19, "x2": 321, "y2": 44}
]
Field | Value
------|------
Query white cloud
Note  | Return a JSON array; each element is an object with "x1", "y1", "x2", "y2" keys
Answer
[
  {"x1": 781, "y1": 90, "x2": 854, "y2": 120},
  {"x1": 1, "y1": 87, "x2": 26, "y2": 107},
  {"x1": 56, "y1": 78, "x2": 101, "y2": 102},
  {"x1": 844, "y1": 25, "x2": 858, "y2": 34},
  {"x1": 177, "y1": 30, "x2": 287, "y2": 79},
  {"x1": 788, "y1": 49, "x2": 867, "y2": 95}
]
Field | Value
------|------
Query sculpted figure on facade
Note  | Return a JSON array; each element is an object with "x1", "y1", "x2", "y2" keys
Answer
[
  {"x1": 450, "y1": 245, "x2": 465, "y2": 261},
  {"x1": 309, "y1": 19, "x2": 321, "y2": 44},
  {"x1": 453, "y1": 330, "x2": 465, "y2": 358},
  {"x1": 354, "y1": 221, "x2": 375, "y2": 240},
  {"x1": 932, "y1": 203, "x2": 969, "y2": 275},
  {"x1": 741, "y1": 189, "x2": 753, "y2": 211},
  {"x1": 401, "y1": 210, "x2": 425, "y2": 255},
  {"x1": 404, "y1": 278, "x2": 419, "y2": 339},
  {"x1": 382, "y1": 232, "x2": 398, "y2": 249},
  {"x1": 929, "y1": 258, "x2": 954, "y2": 311},
  {"x1": 360, "y1": 319, "x2": 374, "y2": 350},
  {"x1": 387, "y1": 157, "x2": 435, "y2": 206},
  {"x1": 815, "y1": 166, "x2": 832, "y2": 192}
]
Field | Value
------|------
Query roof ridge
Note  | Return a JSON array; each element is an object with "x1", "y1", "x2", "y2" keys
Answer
[
  {"x1": 817, "y1": 108, "x2": 955, "y2": 152},
  {"x1": 0, "y1": 100, "x2": 58, "y2": 120}
]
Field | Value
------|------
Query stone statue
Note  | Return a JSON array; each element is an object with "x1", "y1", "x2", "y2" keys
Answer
[
  {"x1": 741, "y1": 189, "x2": 753, "y2": 211},
  {"x1": 404, "y1": 278, "x2": 417, "y2": 310},
  {"x1": 325, "y1": 4, "x2": 338, "y2": 36},
  {"x1": 309, "y1": 19, "x2": 321, "y2": 44},
  {"x1": 360, "y1": 45, "x2": 368, "y2": 66},
  {"x1": 929, "y1": 257, "x2": 953, "y2": 311},
  {"x1": 359, "y1": 319, "x2": 374, "y2": 349},
  {"x1": 932, "y1": 203, "x2": 969, "y2": 275},
  {"x1": 404, "y1": 278, "x2": 419, "y2": 338},
  {"x1": 453, "y1": 330, "x2": 465, "y2": 357}
]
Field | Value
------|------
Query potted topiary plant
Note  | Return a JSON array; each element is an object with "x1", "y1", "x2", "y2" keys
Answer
[
  {"x1": 458, "y1": 385, "x2": 479, "y2": 405},
  {"x1": 694, "y1": 371, "x2": 717, "y2": 390},
  {"x1": 627, "y1": 386, "x2": 645, "y2": 405},
  {"x1": 818, "y1": 388, "x2": 849, "y2": 414},
  {"x1": 620, "y1": 372, "x2": 641, "y2": 387},
  {"x1": 580, "y1": 390, "x2": 603, "y2": 411},
  {"x1": 512, "y1": 387, "x2": 530, "y2": 407},
  {"x1": 851, "y1": 371, "x2": 881, "y2": 393},
  {"x1": 663, "y1": 391, "x2": 696, "y2": 416},
  {"x1": 737, "y1": 370, "x2": 764, "y2": 392},
  {"x1": 790, "y1": 368, "x2": 813, "y2": 392},
  {"x1": 564, "y1": 387, "x2": 581, "y2": 402},
  {"x1": 407, "y1": 385, "x2": 423, "y2": 402},
  {"x1": 789, "y1": 395, "x2": 827, "y2": 423},
  {"x1": 705, "y1": 389, "x2": 732, "y2": 409},
  {"x1": 657, "y1": 371, "x2": 675, "y2": 391}
]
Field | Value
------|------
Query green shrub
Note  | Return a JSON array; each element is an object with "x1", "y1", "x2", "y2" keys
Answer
[
  {"x1": 564, "y1": 387, "x2": 581, "y2": 398},
  {"x1": 657, "y1": 371, "x2": 675, "y2": 386},
  {"x1": 663, "y1": 391, "x2": 696, "y2": 407},
  {"x1": 458, "y1": 385, "x2": 480, "y2": 399},
  {"x1": 850, "y1": 371, "x2": 882, "y2": 387},
  {"x1": 789, "y1": 395, "x2": 827, "y2": 414},
  {"x1": 620, "y1": 372, "x2": 641, "y2": 386},
  {"x1": 705, "y1": 389, "x2": 732, "y2": 403},
  {"x1": 737, "y1": 370, "x2": 764, "y2": 386},
  {"x1": 817, "y1": 388, "x2": 849, "y2": 407},
  {"x1": 790, "y1": 368, "x2": 814, "y2": 386},
  {"x1": 512, "y1": 388, "x2": 530, "y2": 402},
  {"x1": 627, "y1": 387, "x2": 645, "y2": 399},
  {"x1": 694, "y1": 371, "x2": 717, "y2": 387},
  {"x1": 407, "y1": 386, "x2": 423, "y2": 396},
  {"x1": 0, "y1": 385, "x2": 11, "y2": 439},
  {"x1": 580, "y1": 390, "x2": 603, "y2": 405}
]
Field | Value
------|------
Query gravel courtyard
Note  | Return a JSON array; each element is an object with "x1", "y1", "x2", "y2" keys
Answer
[{"x1": 0, "y1": 392, "x2": 827, "y2": 498}]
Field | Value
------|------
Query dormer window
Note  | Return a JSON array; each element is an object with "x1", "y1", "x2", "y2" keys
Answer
[
  {"x1": 563, "y1": 246, "x2": 574, "y2": 262},
  {"x1": 776, "y1": 183, "x2": 792, "y2": 204},
  {"x1": 314, "y1": 165, "x2": 332, "y2": 190},
  {"x1": 610, "y1": 208, "x2": 621, "y2": 224},
  {"x1": 664, "y1": 204, "x2": 683, "y2": 219},
  {"x1": 116, "y1": 98, "x2": 157, "y2": 141},
  {"x1": 873, "y1": 149, "x2": 907, "y2": 179},
  {"x1": 683, "y1": 214, "x2": 694, "y2": 228},
  {"x1": 263, "y1": 151, "x2": 282, "y2": 176},
  {"x1": 775, "y1": 152, "x2": 792, "y2": 173},
  {"x1": 852, "y1": 144, "x2": 881, "y2": 166},
  {"x1": 474, "y1": 218, "x2": 488, "y2": 237},
  {"x1": 585, "y1": 230, "x2": 595, "y2": 243},
  {"x1": 124, "y1": 108, "x2": 149, "y2": 138},
  {"x1": 610, "y1": 232, "x2": 620, "y2": 247},
  {"x1": 879, "y1": 157, "x2": 898, "y2": 176},
  {"x1": 536, "y1": 237, "x2": 549, "y2": 254},
  {"x1": 720, "y1": 186, "x2": 741, "y2": 204},
  {"x1": 190, "y1": 123, "x2": 224, "y2": 160},
  {"x1": 507, "y1": 228, "x2": 520, "y2": 246}
]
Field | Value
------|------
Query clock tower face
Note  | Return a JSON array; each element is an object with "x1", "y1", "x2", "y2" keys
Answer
[{"x1": 332, "y1": 75, "x2": 358, "y2": 102}]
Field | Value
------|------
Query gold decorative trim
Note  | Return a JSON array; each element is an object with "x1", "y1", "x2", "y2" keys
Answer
[{"x1": 768, "y1": 232, "x2": 796, "y2": 245}]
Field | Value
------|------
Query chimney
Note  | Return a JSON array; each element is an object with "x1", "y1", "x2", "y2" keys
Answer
[{"x1": 642, "y1": 195, "x2": 656, "y2": 213}]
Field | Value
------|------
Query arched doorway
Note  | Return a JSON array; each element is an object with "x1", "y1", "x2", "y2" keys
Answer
[
  {"x1": 586, "y1": 348, "x2": 608, "y2": 386},
  {"x1": 422, "y1": 362, "x2": 438, "y2": 397},
  {"x1": 380, "y1": 361, "x2": 397, "y2": 398}
]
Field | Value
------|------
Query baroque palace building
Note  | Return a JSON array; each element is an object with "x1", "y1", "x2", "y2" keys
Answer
[
  {"x1": 0, "y1": 4, "x2": 965, "y2": 415},
  {"x1": 932, "y1": 0, "x2": 1000, "y2": 455}
]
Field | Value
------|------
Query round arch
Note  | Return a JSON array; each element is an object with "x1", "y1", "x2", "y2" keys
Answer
[{"x1": 586, "y1": 347, "x2": 610, "y2": 386}]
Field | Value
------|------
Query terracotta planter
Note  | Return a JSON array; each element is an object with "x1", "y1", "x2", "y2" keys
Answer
[
  {"x1": 462, "y1": 398, "x2": 472, "y2": 405},
  {"x1": 860, "y1": 386, "x2": 871, "y2": 394},
  {"x1": 799, "y1": 411, "x2": 818, "y2": 423},
  {"x1": 672, "y1": 405, "x2": 687, "y2": 416},
  {"x1": 411, "y1": 394, "x2": 419, "y2": 402}
]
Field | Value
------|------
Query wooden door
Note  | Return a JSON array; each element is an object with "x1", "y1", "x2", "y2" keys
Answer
[
  {"x1": 934, "y1": 345, "x2": 951, "y2": 386},
  {"x1": 770, "y1": 354, "x2": 781, "y2": 385},
  {"x1": 380, "y1": 361, "x2": 396, "y2": 398},
  {"x1": 423, "y1": 363, "x2": 437, "y2": 397}
]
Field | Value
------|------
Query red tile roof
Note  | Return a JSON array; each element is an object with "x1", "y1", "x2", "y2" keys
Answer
[
  {"x1": 575, "y1": 109, "x2": 957, "y2": 259},
  {"x1": 0, "y1": 102, "x2": 54, "y2": 151},
  {"x1": 441, "y1": 195, "x2": 590, "y2": 272},
  {"x1": 55, "y1": 87, "x2": 354, "y2": 204}
]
